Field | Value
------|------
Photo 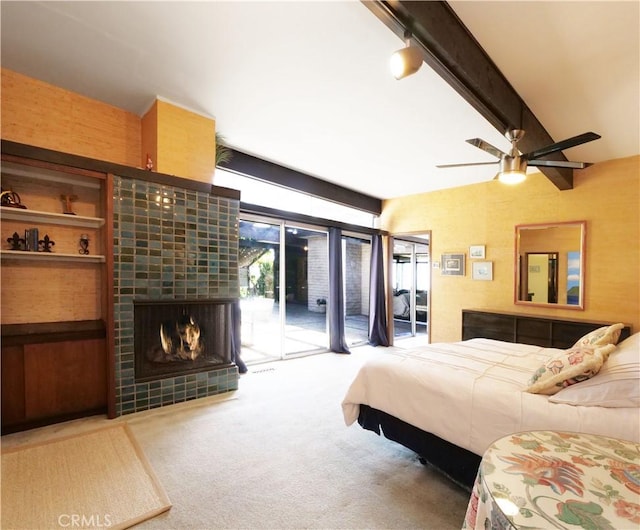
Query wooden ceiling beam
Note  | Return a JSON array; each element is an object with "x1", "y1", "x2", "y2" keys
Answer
[{"x1": 364, "y1": 0, "x2": 574, "y2": 190}]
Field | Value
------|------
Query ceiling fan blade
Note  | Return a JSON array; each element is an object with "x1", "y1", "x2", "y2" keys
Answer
[
  {"x1": 528, "y1": 160, "x2": 593, "y2": 169},
  {"x1": 524, "y1": 132, "x2": 601, "y2": 161},
  {"x1": 466, "y1": 138, "x2": 506, "y2": 159},
  {"x1": 436, "y1": 161, "x2": 498, "y2": 169}
]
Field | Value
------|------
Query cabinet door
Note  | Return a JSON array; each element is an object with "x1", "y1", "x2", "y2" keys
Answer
[
  {"x1": 462, "y1": 311, "x2": 515, "y2": 342},
  {"x1": 1, "y1": 345, "x2": 26, "y2": 425},
  {"x1": 24, "y1": 339, "x2": 106, "y2": 420}
]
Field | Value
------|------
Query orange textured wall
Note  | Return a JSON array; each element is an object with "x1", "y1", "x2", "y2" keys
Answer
[
  {"x1": 154, "y1": 99, "x2": 216, "y2": 183},
  {"x1": 1, "y1": 69, "x2": 141, "y2": 167},
  {"x1": 141, "y1": 100, "x2": 159, "y2": 170},
  {"x1": 381, "y1": 156, "x2": 640, "y2": 342}
]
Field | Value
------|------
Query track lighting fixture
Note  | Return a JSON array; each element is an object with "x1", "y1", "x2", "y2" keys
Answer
[{"x1": 390, "y1": 33, "x2": 423, "y2": 80}]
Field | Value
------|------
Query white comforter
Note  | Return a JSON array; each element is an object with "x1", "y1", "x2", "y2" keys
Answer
[{"x1": 342, "y1": 338, "x2": 639, "y2": 456}]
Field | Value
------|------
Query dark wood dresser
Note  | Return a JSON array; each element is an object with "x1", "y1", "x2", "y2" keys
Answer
[{"x1": 462, "y1": 309, "x2": 631, "y2": 349}]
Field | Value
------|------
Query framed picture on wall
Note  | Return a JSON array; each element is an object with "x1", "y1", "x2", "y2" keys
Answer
[
  {"x1": 469, "y1": 245, "x2": 486, "y2": 259},
  {"x1": 472, "y1": 261, "x2": 493, "y2": 281},
  {"x1": 441, "y1": 253, "x2": 465, "y2": 276}
]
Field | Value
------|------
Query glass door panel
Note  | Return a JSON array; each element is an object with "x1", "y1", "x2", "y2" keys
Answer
[
  {"x1": 284, "y1": 225, "x2": 328, "y2": 356},
  {"x1": 238, "y1": 219, "x2": 281, "y2": 363},
  {"x1": 343, "y1": 235, "x2": 371, "y2": 347},
  {"x1": 392, "y1": 237, "x2": 430, "y2": 340},
  {"x1": 392, "y1": 241, "x2": 413, "y2": 339},
  {"x1": 415, "y1": 243, "x2": 429, "y2": 336}
]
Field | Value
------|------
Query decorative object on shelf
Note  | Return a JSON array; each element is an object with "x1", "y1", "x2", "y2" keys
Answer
[
  {"x1": 79, "y1": 234, "x2": 90, "y2": 255},
  {"x1": 0, "y1": 189, "x2": 27, "y2": 209},
  {"x1": 24, "y1": 228, "x2": 39, "y2": 252},
  {"x1": 469, "y1": 245, "x2": 486, "y2": 259},
  {"x1": 60, "y1": 194, "x2": 78, "y2": 215},
  {"x1": 38, "y1": 234, "x2": 55, "y2": 252},
  {"x1": 441, "y1": 253, "x2": 465, "y2": 276},
  {"x1": 7, "y1": 232, "x2": 25, "y2": 250},
  {"x1": 145, "y1": 154, "x2": 154, "y2": 171},
  {"x1": 472, "y1": 261, "x2": 493, "y2": 281}
]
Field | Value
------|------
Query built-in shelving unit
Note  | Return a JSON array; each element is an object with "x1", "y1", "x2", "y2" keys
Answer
[{"x1": 1, "y1": 149, "x2": 111, "y2": 433}]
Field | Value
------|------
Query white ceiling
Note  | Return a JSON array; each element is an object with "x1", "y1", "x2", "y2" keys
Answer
[{"x1": 1, "y1": 1, "x2": 638, "y2": 200}]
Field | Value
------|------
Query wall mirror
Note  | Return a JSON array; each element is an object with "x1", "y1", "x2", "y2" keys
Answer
[{"x1": 515, "y1": 221, "x2": 586, "y2": 309}]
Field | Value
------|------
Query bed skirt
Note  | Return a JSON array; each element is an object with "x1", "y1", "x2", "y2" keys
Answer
[{"x1": 357, "y1": 404, "x2": 481, "y2": 491}]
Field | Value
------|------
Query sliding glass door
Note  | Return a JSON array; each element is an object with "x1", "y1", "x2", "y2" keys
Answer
[
  {"x1": 238, "y1": 219, "x2": 280, "y2": 363},
  {"x1": 238, "y1": 217, "x2": 330, "y2": 363},
  {"x1": 283, "y1": 224, "x2": 329, "y2": 356},
  {"x1": 239, "y1": 215, "x2": 376, "y2": 363},
  {"x1": 392, "y1": 236, "x2": 430, "y2": 340}
]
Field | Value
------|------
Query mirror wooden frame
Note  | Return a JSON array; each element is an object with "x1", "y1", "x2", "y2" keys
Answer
[{"x1": 514, "y1": 221, "x2": 586, "y2": 310}]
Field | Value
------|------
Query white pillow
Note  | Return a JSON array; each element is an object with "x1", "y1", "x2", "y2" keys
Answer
[{"x1": 550, "y1": 332, "x2": 640, "y2": 407}]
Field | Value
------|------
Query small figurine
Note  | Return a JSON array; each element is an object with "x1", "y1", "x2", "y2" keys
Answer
[
  {"x1": 7, "y1": 232, "x2": 25, "y2": 250},
  {"x1": 79, "y1": 234, "x2": 90, "y2": 255},
  {"x1": 38, "y1": 234, "x2": 55, "y2": 253},
  {"x1": 0, "y1": 189, "x2": 27, "y2": 209},
  {"x1": 61, "y1": 194, "x2": 78, "y2": 215},
  {"x1": 146, "y1": 154, "x2": 154, "y2": 171}
]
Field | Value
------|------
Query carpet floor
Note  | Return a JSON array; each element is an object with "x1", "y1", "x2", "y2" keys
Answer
[{"x1": 2, "y1": 343, "x2": 471, "y2": 529}]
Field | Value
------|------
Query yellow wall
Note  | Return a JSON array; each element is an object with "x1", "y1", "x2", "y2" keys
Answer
[
  {"x1": 1, "y1": 69, "x2": 141, "y2": 167},
  {"x1": 381, "y1": 156, "x2": 640, "y2": 342},
  {"x1": 2, "y1": 69, "x2": 216, "y2": 182}
]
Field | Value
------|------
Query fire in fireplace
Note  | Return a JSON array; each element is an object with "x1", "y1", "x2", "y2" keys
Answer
[{"x1": 134, "y1": 299, "x2": 235, "y2": 382}]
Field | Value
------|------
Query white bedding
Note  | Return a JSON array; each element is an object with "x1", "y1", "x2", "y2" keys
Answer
[{"x1": 342, "y1": 338, "x2": 640, "y2": 456}]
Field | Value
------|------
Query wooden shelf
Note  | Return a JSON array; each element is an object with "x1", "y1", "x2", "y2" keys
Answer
[
  {"x1": 1, "y1": 160, "x2": 102, "y2": 189},
  {"x1": 0, "y1": 206, "x2": 104, "y2": 228},
  {"x1": 1, "y1": 250, "x2": 105, "y2": 263}
]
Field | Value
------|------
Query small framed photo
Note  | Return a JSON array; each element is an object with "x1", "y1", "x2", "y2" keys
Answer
[
  {"x1": 469, "y1": 245, "x2": 486, "y2": 259},
  {"x1": 472, "y1": 261, "x2": 493, "y2": 281},
  {"x1": 441, "y1": 253, "x2": 465, "y2": 276}
]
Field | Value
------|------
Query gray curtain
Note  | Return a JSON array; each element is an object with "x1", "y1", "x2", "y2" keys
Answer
[
  {"x1": 368, "y1": 234, "x2": 389, "y2": 346},
  {"x1": 230, "y1": 300, "x2": 247, "y2": 373},
  {"x1": 328, "y1": 227, "x2": 350, "y2": 353}
]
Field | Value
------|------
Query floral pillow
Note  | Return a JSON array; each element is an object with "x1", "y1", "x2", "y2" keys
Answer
[
  {"x1": 550, "y1": 332, "x2": 640, "y2": 407},
  {"x1": 573, "y1": 323, "x2": 625, "y2": 348},
  {"x1": 526, "y1": 343, "x2": 616, "y2": 395}
]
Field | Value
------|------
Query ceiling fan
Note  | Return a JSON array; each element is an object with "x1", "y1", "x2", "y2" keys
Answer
[{"x1": 437, "y1": 129, "x2": 601, "y2": 184}]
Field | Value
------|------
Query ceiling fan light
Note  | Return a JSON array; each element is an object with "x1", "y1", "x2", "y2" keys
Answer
[
  {"x1": 390, "y1": 46, "x2": 423, "y2": 80},
  {"x1": 498, "y1": 170, "x2": 527, "y2": 185},
  {"x1": 497, "y1": 155, "x2": 527, "y2": 184}
]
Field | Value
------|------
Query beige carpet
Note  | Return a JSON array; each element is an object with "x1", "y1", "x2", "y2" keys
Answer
[
  {"x1": 1, "y1": 423, "x2": 171, "y2": 530},
  {"x1": 2, "y1": 342, "x2": 470, "y2": 529}
]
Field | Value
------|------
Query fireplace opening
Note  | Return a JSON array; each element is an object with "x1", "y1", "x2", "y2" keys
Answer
[{"x1": 134, "y1": 299, "x2": 235, "y2": 382}]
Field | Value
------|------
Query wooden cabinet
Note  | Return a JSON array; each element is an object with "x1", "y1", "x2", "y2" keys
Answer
[
  {"x1": 1, "y1": 151, "x2": 112, "y2": 432},
  {"x1": 462, "y1": 309, "x2": 631, "y2": 349},
  {"x1": 1, "y1": 323, "x2": 107, "y2": 432}
]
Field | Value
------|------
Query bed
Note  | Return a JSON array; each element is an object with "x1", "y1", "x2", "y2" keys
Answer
[{"x1": 342, "y1": 310, "x2": 637, "y2": 489}]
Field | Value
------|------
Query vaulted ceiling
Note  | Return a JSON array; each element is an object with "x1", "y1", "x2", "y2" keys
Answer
[{"x1": 1, "y1": 1, "x2": 638, "y2": 200}]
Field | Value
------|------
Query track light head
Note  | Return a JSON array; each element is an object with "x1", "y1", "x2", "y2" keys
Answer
[{"x1": 390, "y1": 44, "x2": 423, "y2": 80}]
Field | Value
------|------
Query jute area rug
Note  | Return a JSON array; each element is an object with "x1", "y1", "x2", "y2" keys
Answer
[{"x1": 1, "y1": 423, "x2": 171, "y2": 530}]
